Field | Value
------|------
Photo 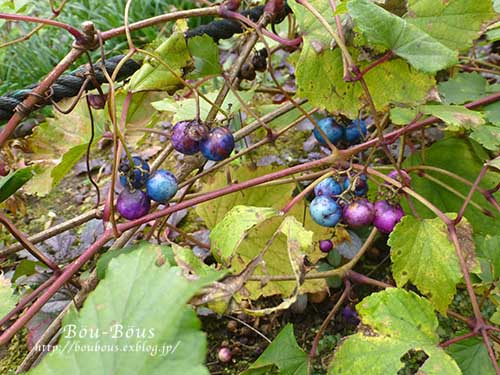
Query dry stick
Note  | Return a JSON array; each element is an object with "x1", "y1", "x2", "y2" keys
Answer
[
  {"x1": 307, "y1": 280, "x2": 350, "y2": 375},
  {"x1": 0, "y1": 213, "x2": 60, "y2": 272},
  {"x1": 0, "y1": 209, "x2": 100, "y2": 259}
]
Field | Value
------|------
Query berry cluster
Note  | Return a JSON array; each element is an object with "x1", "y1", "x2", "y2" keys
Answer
[
  {"x1": 117, "y1": 156, "x2": 178, "y2": 220},
  {"x1": 313, "y1": 117, "x2": 367, "y2": 147},
  {"x1": 171, "y1": 119, "x2": 235, "y2": 161},
  {"x1": 310, "y1": 172, "x2": 404, "y2": 245}
]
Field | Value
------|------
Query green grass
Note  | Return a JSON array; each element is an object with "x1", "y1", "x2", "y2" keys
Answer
[{"x1": 0, "y1": 0, "x2": 211, "y2": 94}]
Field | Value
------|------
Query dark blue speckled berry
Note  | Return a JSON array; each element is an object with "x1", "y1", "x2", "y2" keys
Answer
[
  {"x1": 119, "y1": 156, "x2": 150, "y2": 189},
  {"x1": 314, "y1": 177, "x2": 343, "y2": 198},
  {"x1": 146, "y1": 170, "x2": 178, "y2": 203},
  {"x1": 344, "y1": 119, "x2": 367, "y2": 144},
  {"x1": 200, "y1": 127, "x2": 235, "y2": 161},
  {"x1": 343, "y1": 174, "x2": 368, "y2": 197},
  {"x1": 309, "y1": 196, "x2": 342, "y2": 227},
  {"x1": 313, "y1": 117, "x2": 344, "y2": 146}
]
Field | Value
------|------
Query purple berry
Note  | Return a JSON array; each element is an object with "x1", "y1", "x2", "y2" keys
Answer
[
  {"x1": 313, "y1": 117, "x2": 344, "y2": 146},
  {"x1": 373, "y1": 200, "x2": 404, "y2": 233},
  {"x1": 171, "y1": 120, "x2": 208, "y2": 155},
  {"x1": 343, "y1": 199, "x2": 375, "y2": 228},
  {"x1": 342, "y1": 306, "x2": 360, "y2": 325},
  {"x1": 117, "y1": 189, "x2": 150, "y2": 220},
  {"x1": 200, "y1": 127, "x2": 235, "y2": 161},
  {"x1": 310, "y1": 196, "x2": 342, "y2": 227},
  {"x1": 146, "y1": 169, "x2": 178, "y2": 203},
  {"x1": 319, "y1": 239, "x2": 333, "y2": 253},
  {"x1": 218, "y1": 347, "x2": 232, "y2": 363},
  {"x1": 314, "y1": 177, "x2": 343, "y2": 198},
  {"x1": 119, "y1": 156, "x2": 150, "y2": 189},
  {"x1": 387, "y1": 169, "x2": 411, "y2": 186},
  {"x1": 343, "y1": 173, "x2": 368, "y2": 196},
  {"x1": 344, "y1": 119, "x2": 367, "y2": 144}
]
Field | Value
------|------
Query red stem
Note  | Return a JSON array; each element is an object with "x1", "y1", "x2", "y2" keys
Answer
[
  {"x1": 439, "y1": 331, "x2": 477, "y2": 348},
  {"x1": 0, "y1": 13, "x2": 85, "y2": 41}
]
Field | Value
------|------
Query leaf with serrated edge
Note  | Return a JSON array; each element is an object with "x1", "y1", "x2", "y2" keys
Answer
[
  {"x1": 28, "y1": 243, "x2": 218, "y2": 375},
  {"x1": 329, "y1": 289, "x2": 461, "y2": 375},
  {"x1": 438, "y1": 72, "x2": 488, "y2": 105},
  {"x1": 388, "y1": 216, "x2": 462, "y2": 313},
  {"x1": 421, "y1": 104, "x2": 485, "y2": 130},
  {"x1": 447, "y1": 334, "x2": 496, "y2": 375},
  {"x1": 242, "y1": 324, "x2": 307, "y2": 375},
  {"x1": 348, "y1": 0, "x2": 457, "y2": 73},
  {"x1": 406, "y1": 0, "x2": 496, "y2": 51}
]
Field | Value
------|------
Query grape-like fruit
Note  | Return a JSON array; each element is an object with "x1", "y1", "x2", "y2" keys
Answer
[
  {"x1": 387, "y1": 169, "x2": 412, "y2": 186},
  {"x1": 200, "y1": 127, "x2": 235, "y2": 161},
  {"x1": 343, "y1": 199, "x2": 375, "y2": 228},
  {"x1": 117, "y1": 189, "x2": 151, "y2": 220},
  {"x1": 344, "y1": 119, "x2": 367, "y2": 144},
  {"x1": 314, "y1": 177, "x2": 343, "y2": 198},
  {"x1": 343, "y1": 173, "x2": 368, "y2": 196},
  {"x1": 319, "y1": 239, "x2": 333, "y2": 253},
  {"x1": 218, "y1": 347, "x2": 232, "y2": 363},
  {"x1": 373, "y1": 200, "x2": 404, "y2": 233},
  {"x1": 119, "y1": 156, "x2": 150, "y2": 189},
  {"x1": 146, "y1": 170, "x2": 178, "y2": 203},
  {"x1": 310, "y1": 196, "x2": 342, "y2": 227},
  {"x1": 171, "y1": 119, "x2": 208, "y2": 155},
  {"x1": 313, "y1": 117, "x2": 344, "y2": 146}
]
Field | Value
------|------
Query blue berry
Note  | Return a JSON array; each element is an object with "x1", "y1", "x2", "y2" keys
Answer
[
  {"x1": 314, "y1": 177, "x2": 343, "y2": 198},
  {"x1": 146, "y1": 169, "x2": 178, "y2": 203},
  {"x1": 117, "y1": 189, "x2": 150, "y2": 220},
  {"x1": 344, "y1": 119, "x2": 367, "y2": 144},
  {"x1": 309, "y1": 196, "x2": 342, "y2": 227},
  {"x1": 313, "y1": 117, "x2": 344, "y2": 146},
  {"x1": 343, "y1": 174, "x2": 368, "y2": 196},
  {"x1": 119, "y1": 156, "x2": 150, "y2": 189},
  {"x1": 171, "y1": 120, "x2": 208, "y2": 155},
  {"x1": 200, "y1": 127, "x2": 235, "y2": 161}
]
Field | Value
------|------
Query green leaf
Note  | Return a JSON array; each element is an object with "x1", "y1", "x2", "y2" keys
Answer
[
  {"x1": 402, "y1": 137, "x2": 500, "y2": 240},
  {"x1": 348, "y1": 0, "x2": 457, "y2": 73},
  {"x1": 12, "y1": 259, "x2": 40, "y2": 282},
  {"x1": 242, "y1": 324, "x2": 307, "y2": 375},
  {"x1": 406, "y1": 0, "x2": 496, "y2": 51},
  {"x1": 24, "y1": 99, "x2": 104, "y2": 196},
  {"x1": 447, "y1": 335, "x2": 497, "y2": 375},
  {"x1": 388, "y1": 216, "x2": 462, "y2": 313},
  {"x1": 420, "y1": 104, "x2": 485, "y2": 130},
  {"x1": 0, "y1": 167, "x2": 32, "y2": 203},
  {"x1": 485, "y1": 101, "x2": 500, "y2": 126},
  {"x1": 28, "y1": 242, "x2": 214, "y2": 375},
  {"x1": 171, "y1": 243, "x2": 226, "y2": 280},
  {"x1": 329, "y1": 289, "x2": 461, "y2": 375},
  {"x1": 438, "y1": 72, "x2": 488, "y2": 104},
  {"x1": 470, "y1": 125, "x2": 500, "y2": 151},
  {"x1": 129, "y1": 32, "x2": 193, "y2": 93},
  {"x1": 195, "y1": 165, "x2": 295, "y2": 229},
  {"x1": 152, "y1": 89, "x2": 254, "y2": 124},
  {"x1": 187, "y1": 35, "x2": 221, "y2": 78},
  {"x1": 475, "y1": 235, "x2": 500, "y2": 282},
  {"x1": 0, "y1": 274, "x2": 17, "y2": 320},
  {"x1": 210, "y1": 206, "x2": 278, "y2": 262},
  {"x1": 390, "y1": 107, "x2": 419, "y2": 125}
]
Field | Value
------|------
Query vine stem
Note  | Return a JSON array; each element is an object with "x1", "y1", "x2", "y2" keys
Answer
[
  {"x1": 439, "y1": 331, "x2": 477, "y2": 348},
  {"x1": 307, "y1": 280, "x2": 351, "y2": 375},
  {"x1": 0, "y1": 13, "x2": 85, "y2": 42}
]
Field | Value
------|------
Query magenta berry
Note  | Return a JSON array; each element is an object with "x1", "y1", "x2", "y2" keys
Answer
[
  {"x1": 117, "y1": 189, "x2": 151, "y2": 220},
  {"x1": 171, "y1": 119, "x2": 208, "y2": 155},
  {"x1": 387, "y1": 169, "x2": 411, "y2": 186},
  {"x1": 343, "y1": 199, "x2": 375, "y2": 228},
  {"x1": 200, "y1": 127, "x2": 235, "y2": 161},
  {"x1": 373, "y1": 200, "x2": 404, "y2": 233},
  {"x1": 218, "y1": 347, "x2": 232, "y2": 363},
  {"x1": 319, "y1": 239, "x2": 333, "y2": 253}
]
